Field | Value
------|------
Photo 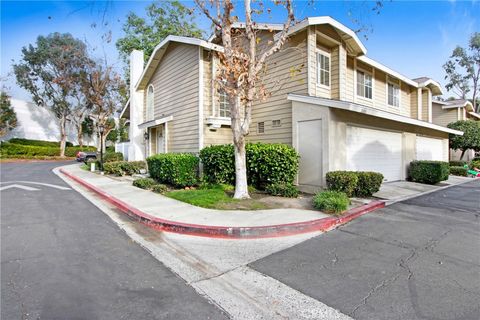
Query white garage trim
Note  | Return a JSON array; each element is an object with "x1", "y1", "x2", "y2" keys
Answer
[
  {"x1": 346, "y1": 126, "x2": 403, "y2": 182},
  {"x1": 416, "y1": 136, "x2": 445, "y2": 161}
]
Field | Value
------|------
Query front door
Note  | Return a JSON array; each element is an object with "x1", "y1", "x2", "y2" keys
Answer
[{"x1": 157, "y1": 125, "x2": 165, "y2": 154}]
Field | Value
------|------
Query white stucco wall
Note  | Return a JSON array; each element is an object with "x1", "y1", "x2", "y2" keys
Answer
[{"x1": 1, "y1": 98, "x2": 95, "y2": 146}]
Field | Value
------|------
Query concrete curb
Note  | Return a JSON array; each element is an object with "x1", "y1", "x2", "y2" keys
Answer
[
  {"x1": 60, "y1": 168, "x2": 385, "y2": 239},
  {"x1": 382, "y1": 176, "x2": 479, "y2": 206}
]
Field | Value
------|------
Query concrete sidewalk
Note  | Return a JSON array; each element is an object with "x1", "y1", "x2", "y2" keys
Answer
[
  {"x1": 374, "y1": 176, "x2": 475, "y2": 203},
  {"x1": 61, "y1": 164, "x2": 329, "y2": 226}
]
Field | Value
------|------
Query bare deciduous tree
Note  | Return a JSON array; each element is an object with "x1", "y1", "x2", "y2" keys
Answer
[{"x1": 195, "y1": 0, "x2": 295, "y2": 199}]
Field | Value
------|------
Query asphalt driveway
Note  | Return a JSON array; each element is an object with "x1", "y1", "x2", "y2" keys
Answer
[
  {"x1": 251, "y1": 180, "x2": 480, "y2": 320},
  {"x1": 1, "y1": 161, "x2": 226, "y2": 320}
]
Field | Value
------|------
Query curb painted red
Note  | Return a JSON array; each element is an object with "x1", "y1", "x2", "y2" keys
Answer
[{"x1": 60, "y1": 168, "x2": 385, "y2": 239}]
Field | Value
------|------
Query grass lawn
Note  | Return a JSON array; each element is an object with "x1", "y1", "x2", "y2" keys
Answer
[{"x1": 165, "y1": 184, "x2": 273, "y2": 210}]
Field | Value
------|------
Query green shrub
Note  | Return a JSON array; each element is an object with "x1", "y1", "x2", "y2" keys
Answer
[
  {"x1": 265, "y1": 183, "x2": 299, "y2": 198},
  {"x1": 8, "y1": 138, "x2": 73, "y2": 147},
  {"x1": 449, "y1": 166, "x2": 468, "y2": 177},
  {"x1": 152, "y1": 184, "x2": 168, "y2": 194},
  {"x1": 133, "y1": 178, "x2": 157, "y2": 190},
  {"x1": 470, "y1": 160, "x2": 480, "y2": 170},
  {"x1": 103, "y1": 161, "x2": 147, "y2": 176},
  {"x1": 355, "y1": 172, "x2": 384, "y2": 197},
  {"x1": 449, "y1": 160, "x2": 466, "y2": 167},
  {"x1": 199, "y1": 144, "x2": 235, "y2": 184},
  {"x1": 0, "y1": 142, "x2": 95, "y2": 158},
  {"x1": 313, "y1": 191, "x2": 350, "y2": 214},
  {"x1": 409, "y1": 160, "x2": 450, "y2": 184},
  {"x1": 326, "y1": 171, "x2": 359, "y2": 197},
  {"x1": 64, "y1": 146, "x2": 97, "y2": 157},
  {"x1": 147, "y1": 153, "x2": 199, "y2": 187},
  {"x1": 199, "y1": 143, "x2": 299, "y2": 189},
  {"x1": 103, "y1": 152, "x2": 124, "y2": 162}
]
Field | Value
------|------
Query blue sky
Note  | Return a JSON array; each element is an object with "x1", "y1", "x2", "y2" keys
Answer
[{"x1": 1, "y1": 0, "x2": 478, "y2": 101}]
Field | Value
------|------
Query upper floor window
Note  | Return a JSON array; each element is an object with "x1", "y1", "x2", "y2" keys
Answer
[
  {"x1": 357, "y1": 70, "x2": 373, "y2": 99},
  {"x1": 316, "y1": 51, "x2": 330, "y2": 87},
  {"x1": 388, "y1": 82, "x2": 400, "y2": 107},
  {"x1": 218, "y1": 90, "x2": 231, "y2": 118},
  {"x1": 146, "y1": 84, "x2": 154, "y2": 121}
]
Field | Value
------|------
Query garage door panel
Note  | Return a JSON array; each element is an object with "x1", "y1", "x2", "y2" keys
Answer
[
  {"x1": 416, "y1": 136, "x2": 444, "y2": 161},
  {"x1": 347, "y1": 126, "x2": 403, "y2": 182}
]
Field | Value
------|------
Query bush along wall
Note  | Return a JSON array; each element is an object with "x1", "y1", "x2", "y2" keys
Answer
[
  {"x1": 147, "y1": 153, "x2": 199, "y2": 187},
  {"x1": 0, "y1": 142, "x2": 95, "y2": 158},
  {"x1": 199, "y1": 143, "x2": 299, "y2": 190},
  {"x1": 409, "y1": 160, "x2": 449, "y2": 184},
  {"x1": 103, "y1": 161, "x2": 146, "y2": 176},
  {"x1": 326, "y1": 171, "x2": 384, "y2": 197},
  {"x1": 449, "y1": 166, "x2": 468, "y2": 177}
]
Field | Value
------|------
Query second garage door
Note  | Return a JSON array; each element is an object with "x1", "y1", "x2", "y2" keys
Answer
[
  {"x1": 346, "y1": 126, "x2": 403, "y2": 182},
  {"x1": 416, "y1": 136, "x2": 445, "y2": 161}
]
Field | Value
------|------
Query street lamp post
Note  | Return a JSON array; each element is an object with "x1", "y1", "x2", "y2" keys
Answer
[{"x1": 99, "y1": 124, "x2": 105, "y2": 172}]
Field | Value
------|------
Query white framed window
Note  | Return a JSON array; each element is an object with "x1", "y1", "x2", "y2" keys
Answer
[
  {"x1": 316, "y1": 50, "x2": 330, "y2": 87},
  {"x1": 146, "y1": 84, "x2": 154, "y2": 121},
  {"x1": 356, "y1": 70, "x2": 373, "y2": 99},
  {"x1": 387, "y1": 81, "x2": 400, "y2": 107},
  {"x1": 218, "y1": 90, "x2": 231, "y2": 118},
  {"x1": 257, "y1": 122, "x2": 265, "y2": 134}
]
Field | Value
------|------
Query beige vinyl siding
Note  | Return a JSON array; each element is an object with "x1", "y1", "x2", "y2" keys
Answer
[
  {"x1": 330, "y1": 46, "x2": 340, "y2": 99},
  {"x1": 410, "y1": 89, "x2": 418, "y2": 119},
  {"x1": 432, "y1": 104, "x2": 459, "y2": 127},
  {"x1": 421, "y1": 89, "x2": 429, "y2": 121},
  {"x1": 249, "y1": 31, "x2": 308, "y2": 145},
  {"x1": 345, "y1": 56, "x2": 355, "y2": 102},
  {"x1": 145, "y1": 43, "x2": 199, "y2": 153}
]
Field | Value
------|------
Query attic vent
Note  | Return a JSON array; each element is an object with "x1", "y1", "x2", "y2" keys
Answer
[
  {"x1": 257, "y1": 122, "x2": 265, "y2": 134},
  {"x1": 272, "y1": 119, "x2": 281, "y2": 127}
]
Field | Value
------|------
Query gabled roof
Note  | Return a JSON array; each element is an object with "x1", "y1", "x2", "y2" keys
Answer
[
  {"x1": 274, "y1": 16, "x2": 367, "y2": 56},
  {"x1": 357, "y1": 56, "x2": 419, "y2": 87},
  {"x1": 135, "y1": 36, "x2": 223, "y2": 91},
  {"x1": 434, "y1": 99, "x2": 474, "y2": 111},
  {"x1": 468, "y1": 112, "x2": 480, "y2": 120},
  {"x1": 413, "y1": 77, "x2": 443, "y2": 96}
]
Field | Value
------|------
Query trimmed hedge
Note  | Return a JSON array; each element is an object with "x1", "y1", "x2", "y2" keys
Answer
[
  {"x1": 449, "y1": 166, "x2": 468, "y2": 177},
  {"x1": 470, "y1": 160, "x2": 480, "y2": 169},
  {"x1": 147, "y1": 153, "x2": 199, "y2": 187},
  {"x1": 355, "y1": 172, "x2": 384, "y2": 197},
  {"x1": 409, "y1": 160, "x2": 449, "y2": 184},
  {"x1": 0, "y1": 142, "x2": 95, "y2": 158},
  {"x1": 8, "y1": 138, "x2": 73, "y2": 147},
  {"x1": 199, "y1": 143, "x2": 299, "y2": 189},
  {"x1": 326, "y1": 171, "x2": 384, "y2": 197},
  {"x1": 326, "y1": 171, "x2": 358, "y2": 197},
  {"x1": 132, "y1": 178, "x2": 157, "y2": 190},
  {"x1": 449, "y1": 160, "x2": 466, "y2": 167},
  {"x1": 152, "y1": 184, "x2": 168, "y2": 194},
  {"x1": 313, "y1": 190, "x2": 349, "y2": 214},
  {"x1": 265, "y1": 182, "x2": 299, "y2": 198},
  {"x1": 103, "y1": 161, "x2": 146, "y2": 176}
]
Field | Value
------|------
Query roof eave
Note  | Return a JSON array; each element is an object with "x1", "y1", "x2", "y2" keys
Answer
[{"x1": 287, "y1": 94, "x2": 463, "y2": 136}]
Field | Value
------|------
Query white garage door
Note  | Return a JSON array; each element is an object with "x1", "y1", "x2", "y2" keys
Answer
[
  {"x1": 416, "y1": 136, "x2": 444, "y2": 161},
  {"x1": 347, "y1": 126, "x2": 403, "y2": 182}
]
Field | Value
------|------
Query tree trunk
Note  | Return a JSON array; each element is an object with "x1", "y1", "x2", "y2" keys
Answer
[
  {"x1": 233, "y1": 135, "x2": 249, "y2": 199},
  {"x1": 59, "y1": 117, "x2": 67, "y2": 157},
  {"x1": 77, "y1": 124, "x2": 83, "y2": 148}
]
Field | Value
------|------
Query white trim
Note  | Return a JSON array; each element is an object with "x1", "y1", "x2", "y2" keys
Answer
[
  {"x1": 211, "y1": 55, "x2": 217, "y2": 116},
  {"x1": 427, "y1": 89, "x2": 432, "y2": 123},
  {"x1": 138, "y1": 115, "x2": 173, "y2": 130},
  {"x1": 287, "y1": 94, "x2": 464, "y2": 136},
  {"x1": 119, "y1": 98, "x2": 130, "y2": 119},
  {"x1": 356, "y1": 67, "x2": 373, "y2": 100},
  {"x1": 135, "y1": 35, "x2": 223, "y2": 91},
  {"x1": 164, "y1": 123, "x2": 168, "y2": 153},
  {"x1": 315, "y1": 48, "x2": 331, "y2": 88},
  {"x1": 205, "y1": 116, "x2": 231, "y2": 128},
  {"x1": 414, "y1": 78, "x2": 443, "y2": 96},
  {"x1": 146, "y1": 84, "x2": 155, "y2": 121},
  {"x1": 353, "y1": 58, "x2": 357, "y2": 103},
  {"x1": 386, "y1": 75, "x2": 401, "y2": 108},
  {"x1": 441, "y1": 100, "x2": 474, "y2": 111},
  {"x1": 276, "y1": 16, "x2": 367, "y2": 55},
  {"x1": 198, "y1": 47, "x2": 204, "y2": 150},
  {"x1": 417, "y1": 88, "x2": 422, "y2": 120},
  {"x1": 468, "y1": 111, "x2": 480, "y2": 119},
  {"x1": 307, "y1": 26, "x2": 312, "y2": 96},
  {"x1": 316, "y1": 31, "x2": 341, "y2": 46}
]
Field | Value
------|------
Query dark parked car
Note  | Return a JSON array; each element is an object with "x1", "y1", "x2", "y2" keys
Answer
[{"x1": 76, "y1": 151, "x2": 97, "y2": 162}]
